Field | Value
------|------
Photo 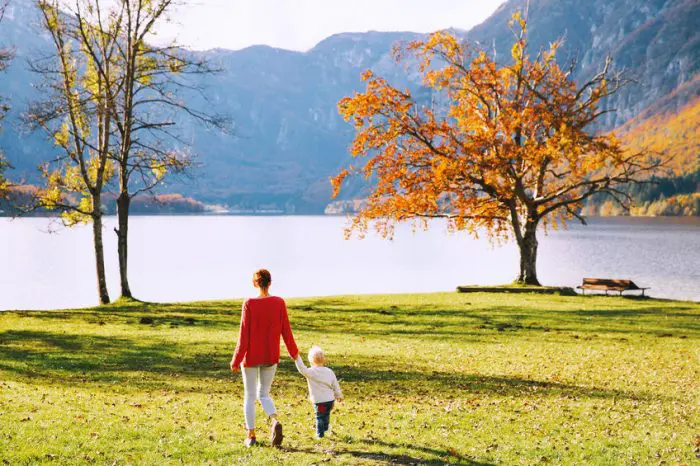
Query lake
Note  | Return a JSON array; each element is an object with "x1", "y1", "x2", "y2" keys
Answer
[{"x1": 1, "y1": 215, "x2": 698, "y2": 310}]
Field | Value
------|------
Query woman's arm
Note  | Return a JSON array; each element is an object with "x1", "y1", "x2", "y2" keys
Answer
[
  {"x1": 280, "y1": 299, "x2": 299, "y2": 359},
  {"x1": 230, "y1": 300, "x2": 250, "y2": 370}
]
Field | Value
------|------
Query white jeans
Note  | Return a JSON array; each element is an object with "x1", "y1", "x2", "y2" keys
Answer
[{"x1": 241, "y1": 364, "x2": 277, "y2": 430}]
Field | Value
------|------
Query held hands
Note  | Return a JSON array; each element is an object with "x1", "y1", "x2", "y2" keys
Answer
[{"x1": 336, "y1": 397, "x2": 344, "y2": 403}]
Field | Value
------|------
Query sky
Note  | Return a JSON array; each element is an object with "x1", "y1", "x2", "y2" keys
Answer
[{"x1": 154, "y1": 0, "x2": 507, "y2": 52}]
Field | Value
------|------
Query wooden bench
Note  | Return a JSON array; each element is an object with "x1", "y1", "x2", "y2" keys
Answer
[{"x1": 577, "y1": 278, "x2": 650, "y2": 296}]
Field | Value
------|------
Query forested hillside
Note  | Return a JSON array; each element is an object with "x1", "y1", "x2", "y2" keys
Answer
[{"x1": 0, "y1": 0, "x2": 697, "y2": 214}]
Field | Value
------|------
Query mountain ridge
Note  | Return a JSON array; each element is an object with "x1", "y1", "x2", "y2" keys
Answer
[{"x1": 0, "y1": 0, "x2": 697, "y2": 213}]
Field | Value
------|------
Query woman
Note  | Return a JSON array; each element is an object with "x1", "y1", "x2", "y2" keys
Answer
[{"x1": 230, "y1": 269, "x2": 299, "y2": 448}]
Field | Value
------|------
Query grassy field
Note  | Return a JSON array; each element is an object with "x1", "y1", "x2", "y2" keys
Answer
[{"x1": 0, "y1": 292, "x2": 698, "y2": 465}]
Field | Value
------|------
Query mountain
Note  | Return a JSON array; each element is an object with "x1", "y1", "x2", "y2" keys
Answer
[
  {"x1": 620, "y1": 95, "x2": 700, "y2": 177},
  {"x1": 0, "y1": 0, "x2": 697, "y2": 213},
  {"x1": 469, "y1": 0, "x2": 699, "y2": 128},
  {"x1": 0, "y1": 6, "x2": 421, "y2": 212},
  {"x1": 184, "y1": 32, "x2": 422, "y2": 212},
  {"x1": 615, "y1": 96, "x2": 698, "y2": 216}
]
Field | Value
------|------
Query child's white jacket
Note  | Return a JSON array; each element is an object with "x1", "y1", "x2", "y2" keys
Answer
[{"x1": 294, "y1": 356, "x2": 343, "y2": 404}]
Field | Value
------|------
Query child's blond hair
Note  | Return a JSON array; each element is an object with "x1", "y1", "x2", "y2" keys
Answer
[{"x1": 308, "y1": 345, "x2": 326, "y2": 366}]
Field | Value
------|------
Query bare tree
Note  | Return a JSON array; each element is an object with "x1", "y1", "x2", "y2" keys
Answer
[
  {"x1": 0, "y1": 0, "x2": 13, "y2": 198},
  {"x1": 28, "y1": 0, "x2": 228, "y2": 302},
  {"x1": 27, "y1": 0, "x2": 118, "y2": 304},
  {"x1": 76, "y1": 0, "x2": 229, "y2": 299}
]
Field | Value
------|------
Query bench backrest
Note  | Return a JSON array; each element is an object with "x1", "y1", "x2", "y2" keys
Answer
[{"x1": 582, "y1": 278, "x2": 641, "y2": 290}]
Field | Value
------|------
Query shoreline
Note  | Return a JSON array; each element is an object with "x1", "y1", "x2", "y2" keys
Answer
[
  {"x1": 2, "y1": 290, "x2": 699, "y2": 314},
  {"x1": 2, "y1": 212, "x2": 699, "y2": 222}
]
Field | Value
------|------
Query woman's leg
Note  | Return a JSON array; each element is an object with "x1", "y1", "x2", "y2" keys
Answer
[
  {"x1": 257, "y1": 364, "x2": 278, "y2": 417},
  {"x1": 241, "y1": 365, "x2": 258, "y2": 434}
]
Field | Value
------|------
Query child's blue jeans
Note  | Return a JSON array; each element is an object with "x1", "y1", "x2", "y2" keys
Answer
[{"x1": 314, "y1": 400, "x2": 334, "y2": 438}]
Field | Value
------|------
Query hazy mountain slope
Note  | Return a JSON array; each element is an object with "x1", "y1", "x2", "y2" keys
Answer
[
  {"x1": 0, "y1": 0, "x2": 696, "y2": 213},
  {"x1": 619, "y1": 95, "x2": 700, "y2": 177},
  {"x1": 0, "y1": 5, "x2": 420, "y2": 211},
  {"x1": 579, "y1": 94, "x2": 700, "y2": 217},
  {"x1": 469, "y1": 0, "x2": 699, "y2": 127}
]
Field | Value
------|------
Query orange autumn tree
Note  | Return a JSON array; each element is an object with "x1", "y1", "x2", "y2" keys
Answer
[{"x1": 333, "y1": 12, "x2": 662, "y2": 285}]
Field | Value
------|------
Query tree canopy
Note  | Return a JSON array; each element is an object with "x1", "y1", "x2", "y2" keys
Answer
[{"x1": 334, "y1": 12, "x2": 662, "y2": 284}]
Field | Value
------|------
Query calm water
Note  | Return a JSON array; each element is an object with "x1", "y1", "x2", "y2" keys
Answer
[{"x1": 1, "y1": 216, "x2": 698, "y2": 310}]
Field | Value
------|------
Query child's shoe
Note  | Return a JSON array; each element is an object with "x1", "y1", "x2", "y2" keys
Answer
[{"x1": 244, "y1": 437, "x2": 257, "y2": 448}]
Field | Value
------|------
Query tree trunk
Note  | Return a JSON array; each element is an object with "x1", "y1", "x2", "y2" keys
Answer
[
  {"x1": 92, "y1": 197, "x2": 110, "y2": 305},
  {"x1": 516, "y1": 221, "x2": 540, "y2": 286},
  {"x1": 115, "y1": 192, "x2": 132, "y2": 299}
]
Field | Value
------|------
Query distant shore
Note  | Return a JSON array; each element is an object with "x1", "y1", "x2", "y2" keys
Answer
[{"x1": 3, "y1": 211, "x2": 699, "y2": 220}]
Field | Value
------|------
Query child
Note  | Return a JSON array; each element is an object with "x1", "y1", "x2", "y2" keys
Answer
[{"x1": 294, "y1": 346, "x2": 343, "y2": 438}]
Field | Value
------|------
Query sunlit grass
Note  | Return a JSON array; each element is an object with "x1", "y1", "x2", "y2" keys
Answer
[{"x1": 1, "y1": 293, "x2": 698, "y2": 464}]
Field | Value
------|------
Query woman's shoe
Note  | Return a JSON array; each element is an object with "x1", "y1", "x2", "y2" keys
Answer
[
  {"x1": 270, "y1": 420, "x2": 283, "y2": 447},
  {"x1": 244, "y1": 437, "x2": 257, "y2": 448}
]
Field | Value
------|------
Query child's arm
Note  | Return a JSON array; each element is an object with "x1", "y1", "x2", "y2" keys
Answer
[
  {"x1": 295, "y1": 357, "x2": 333, "y2": 386},
  {"x1": 294, "y1": 356, "x2": 312, "y2": 378},
  {"x1": 331, "y1": 372, "x2": 343, "y2": 402}
]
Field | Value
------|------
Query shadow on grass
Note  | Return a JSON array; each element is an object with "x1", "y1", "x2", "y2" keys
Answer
[
  {"x1": 289, "y1": 301, "x2": 699, "y2": 338},
  {"x1": 11, "y1": 304, "x2": 235, "y2": 332},
  {"x1": 352, "y1": 437, "x2": 495, "y2": 465},
  {"x1": 0, "y1": 329, "x2": 662, "y2": 402},
  {"x1": 8, "y1": 295, "x2": 698, "y2": 340},
  {"x1": 0, "y1": 329, "x2": 229, "y2": 389},
  {"x1": 284, "y1": 441, "x2": 493, "y2": 466},
  {"x1": 331, "y1": 358, "x2": 657, "y2": 401}
]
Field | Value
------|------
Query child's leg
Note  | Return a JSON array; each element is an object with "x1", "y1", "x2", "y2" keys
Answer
[
  {"x1": 325, "y1": 401, "x2": 335, "y2": 435},
  {"x1": 314, "y1": 403, "x2": 327, "y2": 437},
  {"x1": 314, "y1": 401, "x2": 334, "y2": 437}
]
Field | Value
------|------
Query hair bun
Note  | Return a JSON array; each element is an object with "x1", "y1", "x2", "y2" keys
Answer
[{"x1": 253, "y1": 269, "x2": 272, "y2": 288}]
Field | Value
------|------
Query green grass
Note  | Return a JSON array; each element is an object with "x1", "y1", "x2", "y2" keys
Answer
[{"x1": 1, "y1": 293, "x2": 698, "y2": 465}]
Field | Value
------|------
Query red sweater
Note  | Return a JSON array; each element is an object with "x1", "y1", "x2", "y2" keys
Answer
[{"x1": 232, "y1": 296, "x2": 299, "y2": 368}]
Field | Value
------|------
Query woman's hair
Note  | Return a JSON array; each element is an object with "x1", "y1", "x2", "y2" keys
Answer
[
  {"x1": 253, "y1": 269, "x2": 272, "y2": 289},
  {"x1": 308, "y1": 345, "x2": 326, "y2": 366}
]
